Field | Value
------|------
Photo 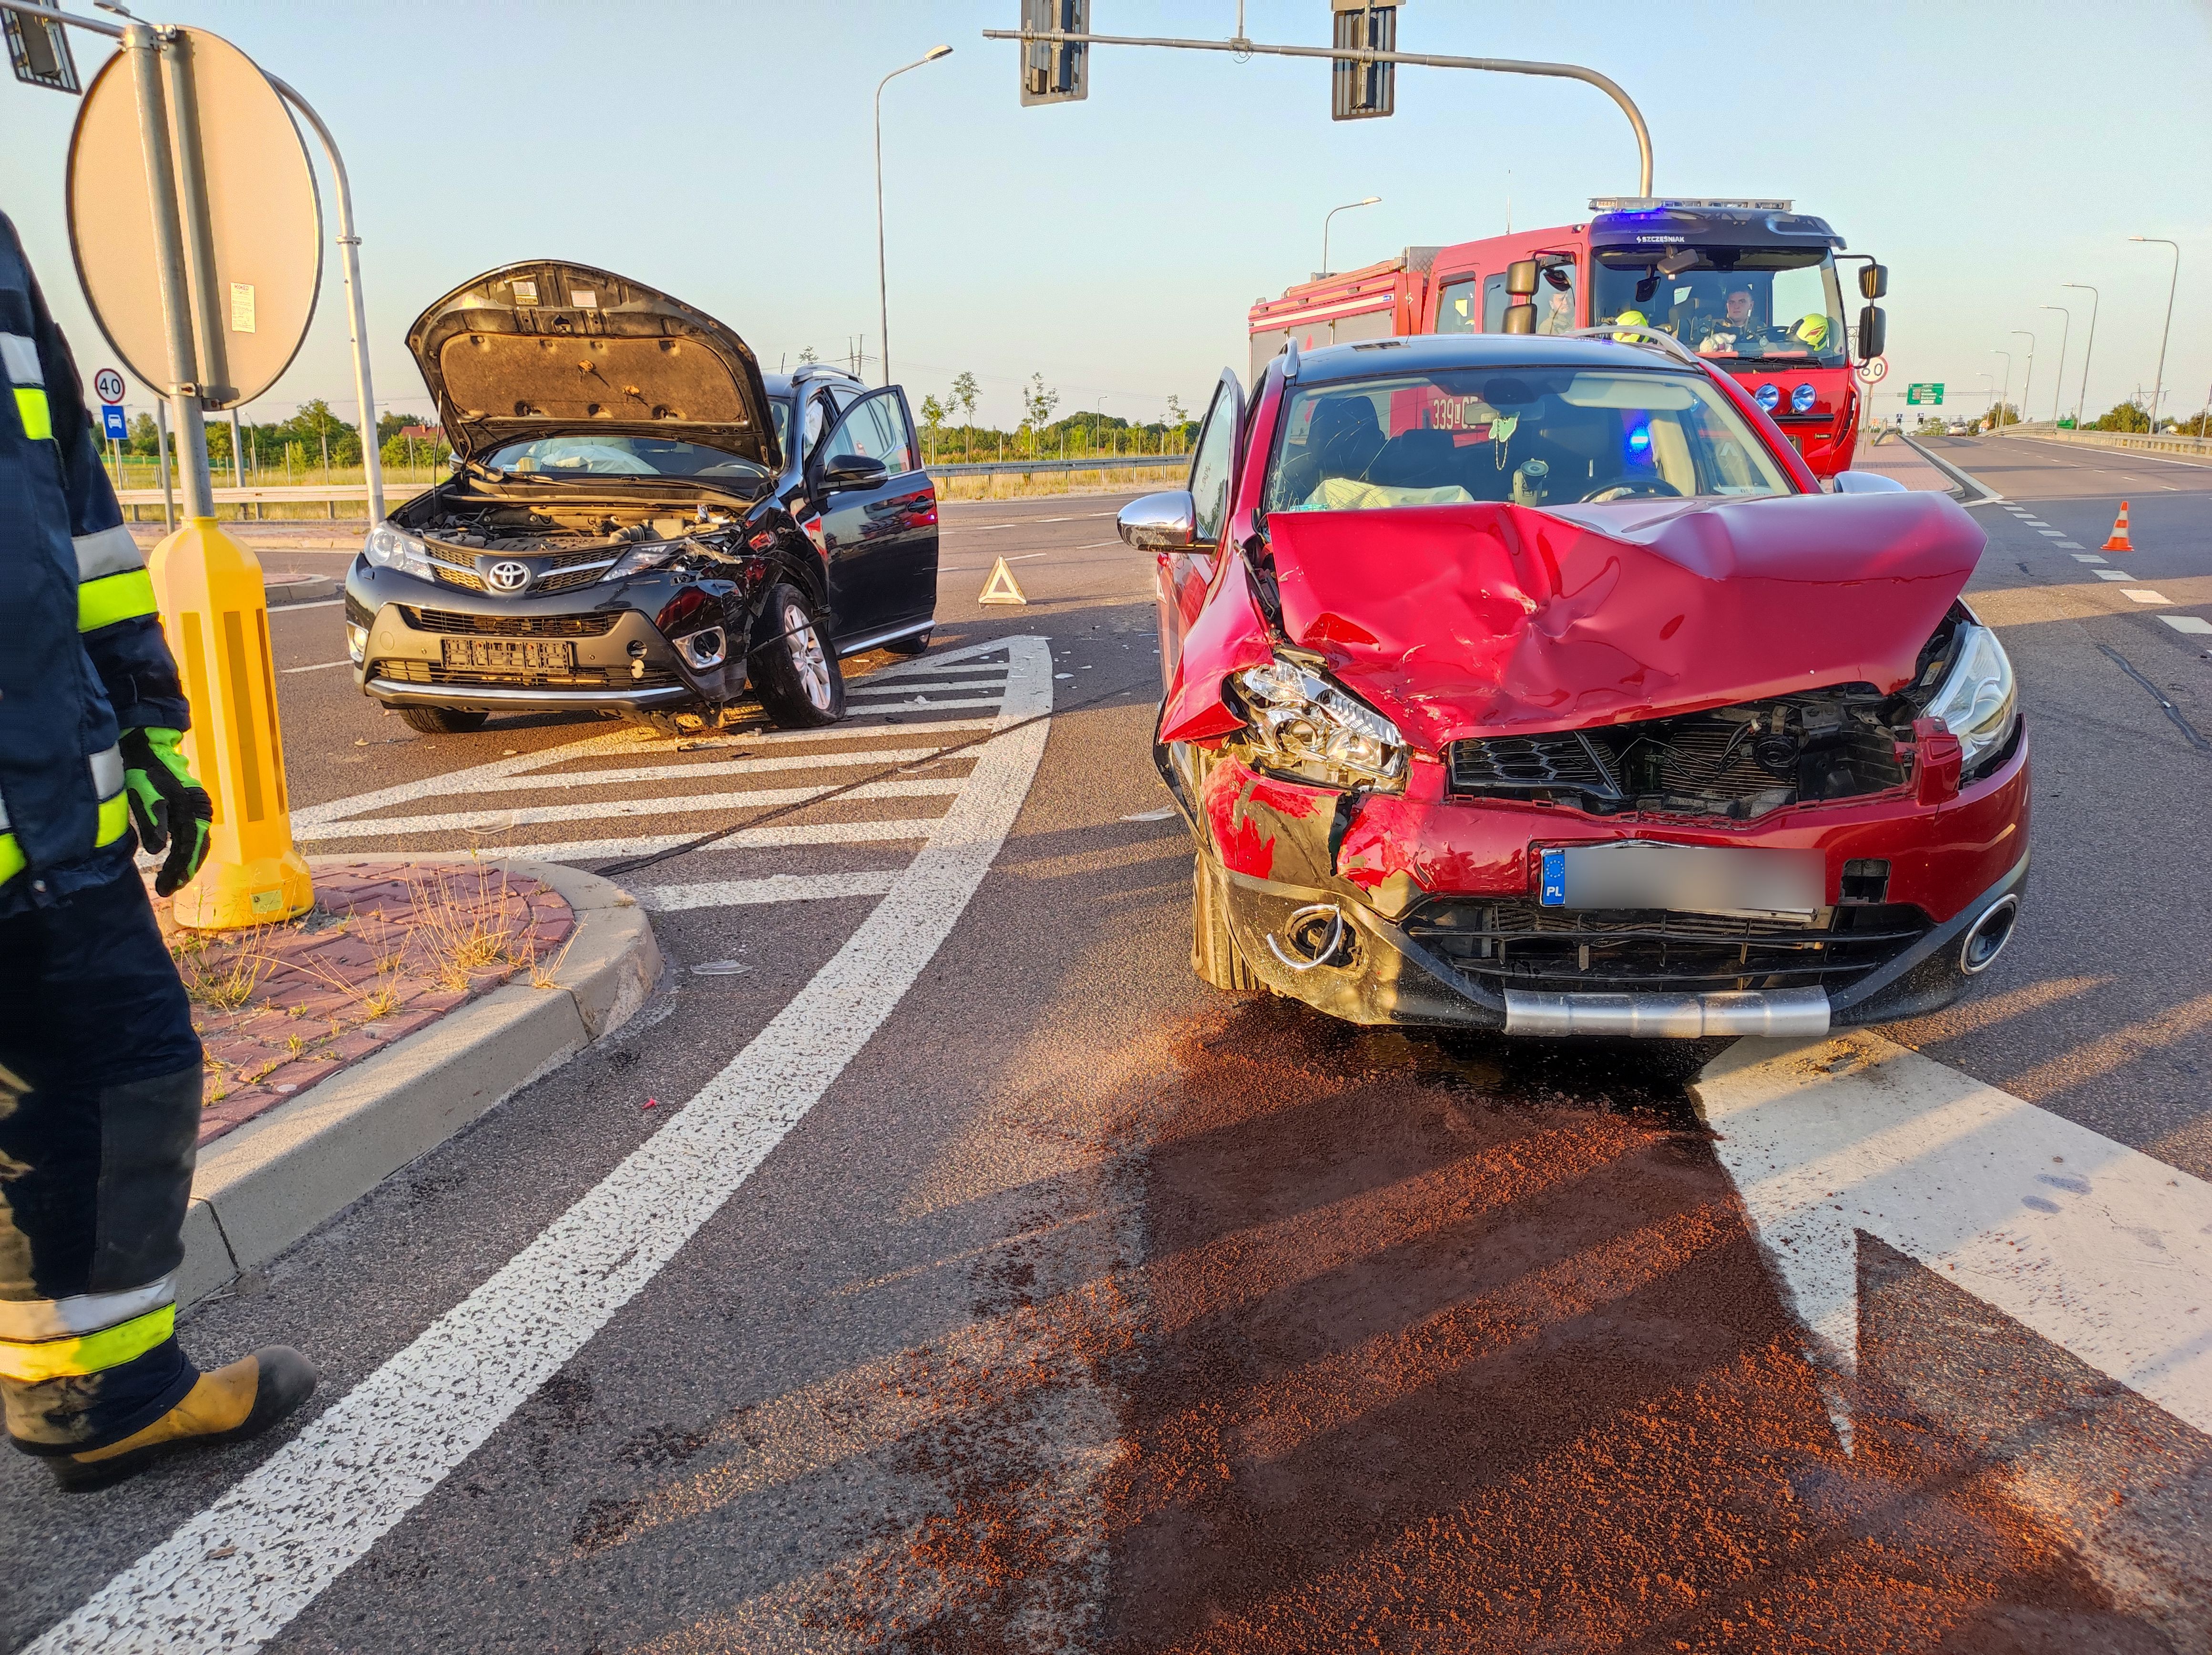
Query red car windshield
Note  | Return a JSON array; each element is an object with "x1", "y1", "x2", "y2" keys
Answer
[{"x1": 1263, "y1": 367, "x2": 1795, "y2": 514}]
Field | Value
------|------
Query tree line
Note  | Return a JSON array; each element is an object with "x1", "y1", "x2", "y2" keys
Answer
[{"x1": 112, "y1": 399, "x2": 451, "y2": 474}]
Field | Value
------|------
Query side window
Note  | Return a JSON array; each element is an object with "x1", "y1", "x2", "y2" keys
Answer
[
  {"x1": 802, "y1": 391, "x2": 835, "y2": 457},
  {"x1": 1187, "y1": 381, "x2": 1239, "y2": 545},
  {"x1": 1481, "y1": 273, "x2": 1509, "y2": 333},
  {"x1": 1434, "y1": 276, "x2": 1476, "y2": 335},
  {"x1": 819, "y1": 389, "x2": 917, "y2": 475},
  {"x1": 1536, "y1": 260, "x2": 1580, "y2": 336}
]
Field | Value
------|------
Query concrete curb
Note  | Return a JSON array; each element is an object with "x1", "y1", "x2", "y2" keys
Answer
[
  {"x1": 177, "y1": 854, "x2": 661, "y2": 1308},
  {"x1": 267, "y1": 576, "x2": 341, "y2": 606},
  {"x1": 1901, "y1": 434, "x2": 2004, "y2": 506}
]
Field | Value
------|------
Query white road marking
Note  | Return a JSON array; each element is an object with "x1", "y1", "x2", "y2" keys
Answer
[
  {"x1": 279, "y1": 660, "x2": 352, "y2": 674},
  {"x1": 2037, "y1": 529, "x2": 2067, "y2": 537},
  {"x1": 1696, "y1": 1032, "x2": 2212, "y2": 1442},
  {"x1": 2094, "y1": 569, "x2": 2135, "y2": 581},
  {"x1": 2072, "y1": 553, "x2": 2106, "y2": 562},
  {"x1": 2124, "y1": 590, "x2": 2173, "y2": 604},
  {"x1": 28, "y1": 638, "x2": 1055, "y2": 1655},
  {"x1": 1119, "y1": 806, "x2": 1177, "y2": 821},
  {"x1": 297, "y1": 778, "x2": 966, "y2": 842},
  {"x1": 635, "y1": 870, "x2": 900, "y2": 911},
  {"x1": 2054, "y1": 541, "x2": 2084, "y2": 549},
  {"x1": 455, "y1": 748, "x2": 957, "y2": 795},
  {"x1": 266, "y1": 598, "x2": 345, "y2": 613},
  {"x1": 494, "y1": 819, "x2": 952, "y2": 863},
  {"x1": 870, "y1": 663, "x2": 1009, "y2": 677},
  {"x1": 847, "y1": 679, "x2": 1010, "y2": 696},
  {"x1": 2160, "y1": 615, "x2": 2212, "y2": 635}
]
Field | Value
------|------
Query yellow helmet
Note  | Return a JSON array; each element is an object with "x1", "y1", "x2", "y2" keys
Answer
[
  {"x1": 1793, "y1": 313, "x2": 1832, "y2": 349},
  {"x1": 1612, "y1": 310, "x2": 1649, "y2": 343}
]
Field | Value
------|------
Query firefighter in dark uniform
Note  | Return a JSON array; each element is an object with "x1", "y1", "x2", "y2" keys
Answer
[{"x1": 0, "y1": 210, "x2": 316, "y2": 1491}]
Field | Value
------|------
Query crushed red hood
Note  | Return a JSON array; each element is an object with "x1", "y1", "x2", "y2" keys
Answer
[{"x1": 1249, "y1": 492, "x2": 1984, "y2": 752}]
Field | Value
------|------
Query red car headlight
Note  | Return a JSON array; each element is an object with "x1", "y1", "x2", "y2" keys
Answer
[{"x1": 1232, "y1": 657, "x2": 1409, "y2": 793}]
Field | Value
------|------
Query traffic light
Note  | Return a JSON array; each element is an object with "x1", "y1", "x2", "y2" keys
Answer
[
  {"x1": 1331, "y1": 0, "x2": 1397, "y2": 120},
  {"x1": 1020, "y1": 0, "x2": 1087, "y2": 106},
  {"x1": 4, "y1": 8, "x2": 82, "y2": 94}
]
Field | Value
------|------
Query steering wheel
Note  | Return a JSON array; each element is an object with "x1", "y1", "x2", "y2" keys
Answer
[{"x1": 1580, "y1": 478, "x2": 1683, "y2": 504}]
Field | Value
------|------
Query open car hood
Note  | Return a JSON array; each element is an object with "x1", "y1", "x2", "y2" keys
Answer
[
  {"x1": 1174, "y1": 492, "x2": 1983, "y2": 752},
  {"x1": 407, "y1": 261, "x2": 779, "y2": 470}
]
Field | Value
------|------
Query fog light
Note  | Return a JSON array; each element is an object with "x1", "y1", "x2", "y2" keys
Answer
[
  {"x1": 1959, "y1": 894, "x2": 2019, "y2": 974},
  {"x1": 676, "y1": 627, "x2": 727, "y2": 670},
  {"x1": 345, "y1": 623, "x2": 366, "y2": 664},
  {"x1": 1266, "y1": 903, "x2": 1353, "y2": 972}
]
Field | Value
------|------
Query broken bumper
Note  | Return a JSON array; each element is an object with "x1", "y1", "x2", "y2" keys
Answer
[{"x1": 1177, "y1": 729, "x2": 2031, "y2": 1037}]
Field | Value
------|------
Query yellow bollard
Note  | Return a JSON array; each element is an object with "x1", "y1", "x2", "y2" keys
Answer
[{"x1": 146, "y1": 518, "x2": 314, "y2": 929}]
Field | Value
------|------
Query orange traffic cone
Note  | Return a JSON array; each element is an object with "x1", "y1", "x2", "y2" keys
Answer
[{"x1": 2100, "y1": 501, "x2": 2133, "y2": 553}]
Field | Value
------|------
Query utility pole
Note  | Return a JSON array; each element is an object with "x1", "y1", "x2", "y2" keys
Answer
[
  {"x1": 2060, "y1": 282, "x2": 2098, "y2": 426},
  {"x1": 2130, "y1": 237, "x2": 2179, "y2": 434}
]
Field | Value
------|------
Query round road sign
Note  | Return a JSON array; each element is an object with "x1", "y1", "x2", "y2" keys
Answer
[
  {"x1": 65, "y1": 29, "x2": 322, "y2": 409},
  {"x1": 1856, "y1": 357, "x2": 1890, "y2": 384},
  {"x1": 93, "y1": 367, "x2": 125, "y2": 405}
]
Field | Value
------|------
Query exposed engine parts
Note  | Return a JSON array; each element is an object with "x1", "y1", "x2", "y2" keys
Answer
[{"x1": 415, "y1": 500, "x2": 742, "y2": 557}]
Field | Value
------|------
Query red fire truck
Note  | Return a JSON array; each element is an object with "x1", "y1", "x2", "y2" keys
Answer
[{"x1": 1248, "y1": 198, "x2": 1888, "y2": 478}]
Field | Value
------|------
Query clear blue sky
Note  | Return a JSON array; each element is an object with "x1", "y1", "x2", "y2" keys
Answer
[{"x1": 4, "y1": 0, "x2": 2205, "y2": 434}]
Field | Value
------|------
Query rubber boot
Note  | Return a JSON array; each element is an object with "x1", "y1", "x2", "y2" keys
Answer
[{"x1": 45, "y1": 1347, "x2": 318, "y2": 1492}]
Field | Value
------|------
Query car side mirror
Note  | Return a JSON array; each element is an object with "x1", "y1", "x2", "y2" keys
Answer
[
  {"x1": 1501, "y1": 257, "x2": 1539, "y2": 334},
  {"x1": 1833, "y1": 470, "x2": 1908, "y2": 494},
  {"x1": 1117, "y1": 490, "x2": 1198, "y2": 552},
  {"x1": 821, "y1": 452, "x2": 887, "y2": 489},
  {"x1": 1859, "y1": 262, "x2": 1888, "y2": 301},
  {"x1": 1856, "y1": 306, "x2": 1886, "y2": 360}
]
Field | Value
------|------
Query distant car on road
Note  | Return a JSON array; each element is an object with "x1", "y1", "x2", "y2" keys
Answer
[
  {"x1": 346, "y1": 261, "x2": 938, "y2": 736},
  {"x1": 1127, "y1": 330, "x2": 2028, "y2": 1038}
]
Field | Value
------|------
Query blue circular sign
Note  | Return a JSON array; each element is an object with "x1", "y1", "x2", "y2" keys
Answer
[
  {"x1": 1791, "y1": 382, "x2": 1818, "y2": 414},
  {"x1": 1754, "y1": 383, "x2": 1782, "y2": 413}
]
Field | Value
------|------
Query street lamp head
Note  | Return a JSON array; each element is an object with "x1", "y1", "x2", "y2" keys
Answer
[
  {"x1": 924, "y1": 45, "x2": 953, "y2": 61},
  {"x1": 1358, "y1": 195, "x2": 1382, "y2": 206}
]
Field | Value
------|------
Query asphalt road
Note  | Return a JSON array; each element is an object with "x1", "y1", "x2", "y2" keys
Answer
[{"x1": 5, "y1": 478, "x2": 2206, "y2": 1652}]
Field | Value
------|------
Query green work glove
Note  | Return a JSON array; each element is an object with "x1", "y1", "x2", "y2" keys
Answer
[{"x1": 119, "y1": 726, "x2": 214, "y2": 896}]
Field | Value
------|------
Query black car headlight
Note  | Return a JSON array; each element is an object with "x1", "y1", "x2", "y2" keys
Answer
[
  {"x1": 362, "y1": 522, "x2": 432, "y2": 580},
  {"x1": 603, "y1": 541, "x2": 684, "y2": 582},
  {"x1": 1923, "y1": 623, "x2": 2017, "y2": 776},
  {"x1": 1233, "y1": 657, "x2": 1408, "y2": 792}
]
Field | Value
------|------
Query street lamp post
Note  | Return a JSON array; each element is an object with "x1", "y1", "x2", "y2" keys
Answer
[
  {"x1": 2130, "y1": 237, "x2": 2179, "y2": 434},
  {"x1": 1321, "y1": 195, "x2": 1382, "y2": 278},
  {"x1": 2060, "y1": 282, "x2": 2098, "y2": 426},
  {"x1": 2038, "y1": 305, "x2": 2071, "y2": 425},
  {"x1": 874, "y1": 44, "x2": 953, "y2": 389},
  {"x1": 2011, "y1": 331, "x2": 2036, "y2": 430},
  {"x1": 1992, "y1": 350, "x2": 2012, "y2": 432}
]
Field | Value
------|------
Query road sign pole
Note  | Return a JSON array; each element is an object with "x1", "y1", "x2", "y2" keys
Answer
[
  {"x1": 270, "y1": 76, "x2": 384, "y2": 523},
  {"x1": 123, "y1": 21, "x2": 212, "y2": 518}
]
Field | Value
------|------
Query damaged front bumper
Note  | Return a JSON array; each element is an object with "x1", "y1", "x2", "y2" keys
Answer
[{"x1": 1169, "y1": 734, "x2": 2031, "y2": 1038}]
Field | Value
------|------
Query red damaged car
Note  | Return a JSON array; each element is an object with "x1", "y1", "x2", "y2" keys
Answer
[{"x1": 1122, "y1": 331, "x2": 2027, "y2": 1037}]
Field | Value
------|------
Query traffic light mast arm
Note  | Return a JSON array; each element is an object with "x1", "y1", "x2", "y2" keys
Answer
[
  {"x1": 982, "y1": 24, "x2": 1653, "y2": 196},
  {"x1": 0, "y1": 0, "x2": 123, "y2": 38}
]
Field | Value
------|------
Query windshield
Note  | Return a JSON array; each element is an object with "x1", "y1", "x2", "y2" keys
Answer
[
  {"x1": 1592, "y1": 249, "x2": 1848, "y2": 368},
  {"x1": 482, "y1": 434, "x2": 772, "y2": 482},
  {"x1": 1263, "y1": 367, "x2": 1795, "y2": 514}
]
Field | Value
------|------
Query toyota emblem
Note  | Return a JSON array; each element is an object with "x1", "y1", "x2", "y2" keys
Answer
[{"x1": 484, "y1": 559, "x2": 532, "y2": 594}]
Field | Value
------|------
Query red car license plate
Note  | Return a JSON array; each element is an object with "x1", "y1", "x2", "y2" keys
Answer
[{"x1": 440, "y1": 638, "x2": 575, "y2": 673}]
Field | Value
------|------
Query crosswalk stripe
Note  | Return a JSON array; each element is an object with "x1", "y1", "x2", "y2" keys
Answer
[
  {"x1": 299, "y1": 778, "x2": 965, "y2": 842},
  {"x1": 847, "y1": 679, "x2": 1009, "y2": 696},
  {"x1": 635, "y1": 871, "x2": 901, "y2": 911},
  {"x1": 456, "y1": 747, "x2": 961, "y2": 796},
  {"x1": 492, "y1": 818, "x2": 951, "y2": 863}
]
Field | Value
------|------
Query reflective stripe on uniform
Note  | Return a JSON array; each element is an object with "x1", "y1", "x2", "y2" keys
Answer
[
  {"x1": 0, "y1": 745, "x2": 134, "y2": 879},
  {"x1": 0, "y1": 331, "x2": 39, "y2": 385},
  {"x1": 0, "y1": 1275, "x2": 177, "y2": 1343},
  {"x1": 73, "y1": 523, "x2": 144, "y2": 583},
  {"x1": 79, "y1": 567, "x2": 157, "y2": 632},
  {"x1": 4, "y1": 333, "x2": 52, "y2": 440},
  {"x1": 0, "y1": 1303, "x2": 176, "y2": 1382}
]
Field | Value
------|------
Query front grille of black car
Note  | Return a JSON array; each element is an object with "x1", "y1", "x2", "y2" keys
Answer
[
  {"x1": 428, "y1": 561, "x2": 485, "y2": 593},
  {"x1": 1402, "y1": 898, "x2": 1930, "y2": 998},
  {"x1": 534, "y1": 566, "x2": 608, "y2": 595},
  {"x1": 400, "y1": 608, "x2": 621, "y2": 638},
  {"x1": 1445, "y1": 689, "x2": 1909, "y2": 820},
  {"x1": 372, "y1": 659, "x2": 681, "y2": 691}
]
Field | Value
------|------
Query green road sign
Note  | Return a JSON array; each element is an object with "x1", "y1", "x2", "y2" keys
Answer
[{"x1": 1906, "y1": 382, "x2": 1945, "y2": 405}]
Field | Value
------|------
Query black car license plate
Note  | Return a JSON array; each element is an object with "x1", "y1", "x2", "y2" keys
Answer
[{"x1": 440, "y1": 637, "x2": 575, "y2": 673}]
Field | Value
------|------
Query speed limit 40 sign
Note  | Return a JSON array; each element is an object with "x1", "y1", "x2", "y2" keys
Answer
[{"x1": 93, "y1": 366, "x2": 125, "y2": 404}]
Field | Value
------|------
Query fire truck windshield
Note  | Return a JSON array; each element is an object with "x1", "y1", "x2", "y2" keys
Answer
[{"x1": 1593, "y1": 249, "x2": 1848, "y2": 368}]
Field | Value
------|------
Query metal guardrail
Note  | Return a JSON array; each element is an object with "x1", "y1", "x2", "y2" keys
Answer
[
  {"x1": 1997, "y1": 425, "x2": 2212, "y2": 458},
  {"x1": 113, "y1": 452, "x2": 1193, "y2": 509}
]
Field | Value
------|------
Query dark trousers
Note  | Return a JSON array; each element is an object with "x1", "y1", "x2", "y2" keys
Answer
[{"x1": 0, "y1": 868, "x2": 203, "y2": 1452}]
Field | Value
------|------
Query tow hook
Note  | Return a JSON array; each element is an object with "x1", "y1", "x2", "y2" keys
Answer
[{"x1": 1267, "y1": 903, "x2": 1354, "y2": 972}]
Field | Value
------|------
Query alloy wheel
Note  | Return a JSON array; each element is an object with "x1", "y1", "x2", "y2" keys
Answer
[{"x1": 784, "y1": 601, "x2": 832, "y2": 711}]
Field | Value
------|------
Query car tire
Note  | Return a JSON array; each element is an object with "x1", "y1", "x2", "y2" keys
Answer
[
  {"x1": 1191, "y1": 856, "x2": 1262, "y2": 993},
  {"x1": 396, "y1": 706, "x2": 490, "y2": 736},
  {"x1": 882, "y1": 628, "x2": 931, "y2": 657},
  {"x1": 750, "y1": 583, "x2": 846, "y2": 729}
]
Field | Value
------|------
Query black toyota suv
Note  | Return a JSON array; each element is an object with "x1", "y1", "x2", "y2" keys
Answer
[{"x1": 345, "y1": 260, "x2": 939, "y2": 736}]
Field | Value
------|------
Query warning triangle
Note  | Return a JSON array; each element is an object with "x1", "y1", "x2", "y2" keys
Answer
[{"x1": 977, "y1": 556, "x2": 1029, "y2": 606}]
